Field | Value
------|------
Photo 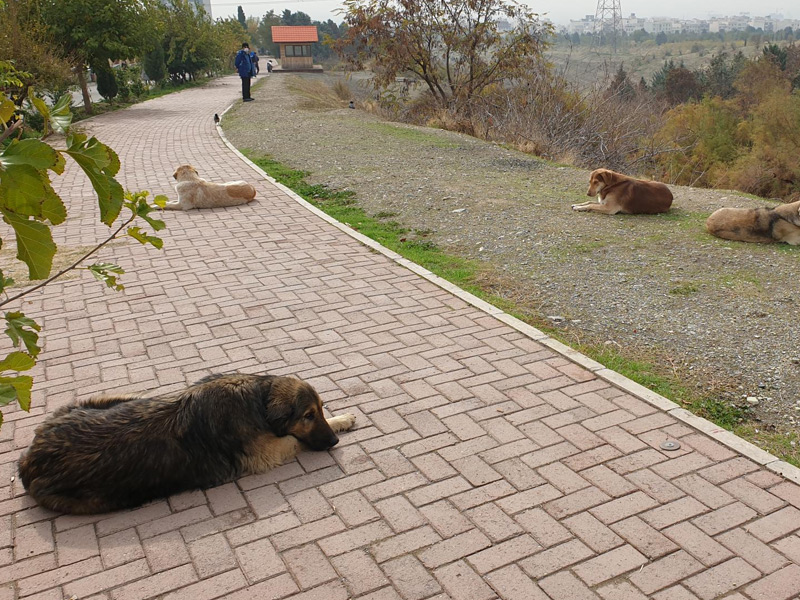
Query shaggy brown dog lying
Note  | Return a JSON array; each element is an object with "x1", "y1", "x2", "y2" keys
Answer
[
  {"x1": 706, "y1": 199, "x2": 800, "y2": 245},
  {"x1": 18, "y1": 374, "x2": 355, "y2": 514},
  {"x1": 572, "y1": 168, "x2": 673, "y2": 215},
  {"x1": 166, "y1": 164, "x2": 257, "y2": 210}
]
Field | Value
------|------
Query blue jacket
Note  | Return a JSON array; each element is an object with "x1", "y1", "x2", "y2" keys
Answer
[{"x1": 235, "y1": 49, "x2": 252, "y2": 78}]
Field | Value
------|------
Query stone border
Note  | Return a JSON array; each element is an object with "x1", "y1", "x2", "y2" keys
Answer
[{"x1": 216, "y1": 106, "x2": 800, "y2": 486}]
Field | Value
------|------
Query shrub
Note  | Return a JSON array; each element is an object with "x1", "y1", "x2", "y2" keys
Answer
[{"x1": 95, "y1": 64, "x2": 118, "y2": 101}]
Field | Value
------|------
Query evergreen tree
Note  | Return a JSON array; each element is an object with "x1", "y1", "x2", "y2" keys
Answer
[
  {"x1": 237, "y1": 6, "x2": 246, "y2": 29},
  {"x1": 95, "y1": 63, "x2": 118, "y2": 100}
]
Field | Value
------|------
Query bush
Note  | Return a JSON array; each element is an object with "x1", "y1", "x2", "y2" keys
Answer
[{"x1": 95, "y1": 64, "x2": 118, "y2": 101}]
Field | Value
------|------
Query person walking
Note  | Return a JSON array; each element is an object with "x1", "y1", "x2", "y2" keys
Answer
[
  {"x1": 251, "y1": 51, "x2": 260, "y2": 77},
  {"x1": 235, "y1": 42, "x2": 254, "y2": 102}
]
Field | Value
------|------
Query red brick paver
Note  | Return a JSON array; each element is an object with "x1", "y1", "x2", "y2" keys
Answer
[{"x1": 3, "y1": 75, "x2": 800, "y2": 599}]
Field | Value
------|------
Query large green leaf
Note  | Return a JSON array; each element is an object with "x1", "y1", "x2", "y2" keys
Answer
[
  {"x1": 1, "y1": 211, "x2": 56, "y2": 280},
  {"x1": 0, "y1": 351, "x2": 35, "y2": 372},
  {"x1": 49, "y1": 94, "x2": 74, "y2": 135},
  {"x1": 66, "y1": 136, "x2": 124, "y2": 225},
  {"x1": 0, "y1": 375, "x2": 33, "y2": 410},
  {"x1": 4, "y1": 311, "x2": 41, "y2": 358},
  {"x1": 0, "y1": 163, "x2": 63, "y2": 222},
  {"x1": 0, "y1": 138, "x2": 64, "y2": 172}
]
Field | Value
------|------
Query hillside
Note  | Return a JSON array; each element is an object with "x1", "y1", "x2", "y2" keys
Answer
[{"x1": 546, "y1": 38, "x2": 766, "y2": 88}]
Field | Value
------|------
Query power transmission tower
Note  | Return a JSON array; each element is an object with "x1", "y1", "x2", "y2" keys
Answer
[{"x1": 594, "y1": 0, "x2": 622, "y2": 52}]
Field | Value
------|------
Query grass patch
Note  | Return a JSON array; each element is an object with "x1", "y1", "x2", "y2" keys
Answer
[
  {"x1": 366, "y1": 122, "x2": 460, "y2": 148},
  {"x1": 669, "y1": 282, "x2": 699, "y2": 296},
  {"x1": 246, "y1": 152, "x2": 480, "y2": 288},
  {"x1": 244, "y1": 150, "x2": 799, "y2": 468}
]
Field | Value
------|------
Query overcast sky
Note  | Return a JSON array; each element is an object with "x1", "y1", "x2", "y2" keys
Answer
[{"x1": 212, "y1": 0, "x2": 796, "y2": 25}]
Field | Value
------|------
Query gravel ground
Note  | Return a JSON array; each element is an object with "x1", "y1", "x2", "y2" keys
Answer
[{"x1": 224, "y1": 73, "x2": 800, "y2": 431}]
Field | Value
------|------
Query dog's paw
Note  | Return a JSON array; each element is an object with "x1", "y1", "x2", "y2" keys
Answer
[
  {"x1": 328, "y1": 413, "x2": 356, "y2": 432},
  {"x1": 572, "y1": 204, "x2": 587, "y2": 211}
]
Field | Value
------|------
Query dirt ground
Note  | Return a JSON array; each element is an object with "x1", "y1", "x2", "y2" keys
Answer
[{"x1": 223, "y1": 72, "x2": 800, "y2": 434}]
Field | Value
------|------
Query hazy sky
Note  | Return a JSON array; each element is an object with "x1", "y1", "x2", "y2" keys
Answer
[{"x1": 212, "y1": 0, "x2": 796, "y2": 25}]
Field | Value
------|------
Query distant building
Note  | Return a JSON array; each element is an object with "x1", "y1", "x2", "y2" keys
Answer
[{"x1": 271, "y1": 26, "x2": 319, "y2": 71}]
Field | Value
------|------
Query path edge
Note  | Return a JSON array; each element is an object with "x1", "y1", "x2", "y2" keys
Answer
[{"x1": 215, "y1": 106, "x2": 800, "y2": 486}]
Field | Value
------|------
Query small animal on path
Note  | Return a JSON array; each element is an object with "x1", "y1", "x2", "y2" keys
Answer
[
  {"x1": 165, "y1": 164, "x2": 256, "y2": 210},
  {"x1": 18, "y1": 373, "x2": 356, "y2": 514},
  {"x1": 706, "y1": 199, "x2": 800, "y2": 245},
  {"x1": 213, "y1": 113, "x2": 220, "y2": 124},
  {"x1": 572, "y1": 168, "x2": 673, "y2": 215}
]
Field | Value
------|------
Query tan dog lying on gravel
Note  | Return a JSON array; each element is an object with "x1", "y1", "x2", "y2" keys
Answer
[
  {"x1": 706, "y1": 199, "x2": 800, "y2": 245},
  {"x1": 166, "y1": 165, "x2": 256, "y2": 210},
  {"x1": 572, "y1": 168, "x2": 673, "y2": 215}
]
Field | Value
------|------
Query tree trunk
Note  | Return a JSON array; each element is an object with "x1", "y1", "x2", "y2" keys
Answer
[{"x1": 76, "y1": 68, "x2": 93, "y2": 114}]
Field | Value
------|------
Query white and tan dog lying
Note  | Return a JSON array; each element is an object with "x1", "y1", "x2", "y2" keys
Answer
[
  {"x1": 706, "y1": 199, "x2": 800, "y2": 245},
  {"x1": 572, "y1": 168, "x2": 673, "y2": 215},
  {"x1": 166, "y1": 165, "x2": 256, "y2": 210}
]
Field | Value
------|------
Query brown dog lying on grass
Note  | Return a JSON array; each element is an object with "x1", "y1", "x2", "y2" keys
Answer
[
  {"x1": 18, "y1": 374, "x2": 355, "y2": 514},
  {"x1": 572, "y1": 168, "x2": 673, "y2": 215},
  {"x1": 166, "y1": 164, "x2": 257, "y2": 210},
  {"x1": 706, "y1": 199, "x2": 800, "y2": 245}
]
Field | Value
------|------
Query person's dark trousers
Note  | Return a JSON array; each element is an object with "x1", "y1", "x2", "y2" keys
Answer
[{"x1": 241, "y1": 76, "x2": 251, "y2": 100}]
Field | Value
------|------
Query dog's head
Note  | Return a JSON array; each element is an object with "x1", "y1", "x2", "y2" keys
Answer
[
  {"x1": 587, "y1": 169, "x2": 613, "y2": 197},
  {"x1": 266, "y1": 377, "x2": 339, "y2": 450},
  {"x1": 173, "y1": 165, "x2": 199, "y2": 181}
]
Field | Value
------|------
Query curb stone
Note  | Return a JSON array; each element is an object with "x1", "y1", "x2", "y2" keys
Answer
[{"x1": 216, "y1": 104, "x2": 800, "y2": 487}]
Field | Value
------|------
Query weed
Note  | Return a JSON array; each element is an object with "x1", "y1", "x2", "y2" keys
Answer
[{"x1": 669, "y1": 282, "x2": 699, "y2": 296}]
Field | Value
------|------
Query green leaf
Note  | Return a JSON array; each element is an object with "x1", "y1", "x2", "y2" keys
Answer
[
  {"x1": 66, "y1": 136, "x2": 123, "y2": 225},
  {"x1": 88, "y1": 262, "x2": 125, "y2": 291},
  {"x1": 127, "y1": 226, "x2": 163, "y2": 249},
  {"x1": 0, "y1": 385, "x2": 15, "y2": 407},
  {"x1": 4, "y1": 311, "x2": 41, "y2": 358},
  {"x1": 0, "y1": 269, "x2": 13, "y2": 296},
  {"x1": 0, "y1": 96, "x2": 15, "y2": 124},
  {"x1": 0, "y1": 375, "x2": 32, "y2": 410},
  {"x1": 49, "y1": 94, "x2": 74, "y2": 135},
  {"x1": 0, "y1": 351, "x2": 35, "y2": 372},
  {"x1": 0, "y1": 163, "x2": 64, "y2": 223},
  {"x1": 153, "y1": 194, "x2": 168, "y2": 208},
  {"x1": 1, "y1": 211, "x2": 56, "y2": 280},
  {"x1": 0, "y1": 138, "x2": 63, "y2": 171},
  {"x1": 30, "y1": 94, "x2": 50, "y2": 137}
]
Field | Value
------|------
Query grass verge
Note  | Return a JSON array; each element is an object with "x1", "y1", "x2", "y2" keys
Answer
[{"x1": 246, "y1": 150, "x2": 799, "y2": 468}]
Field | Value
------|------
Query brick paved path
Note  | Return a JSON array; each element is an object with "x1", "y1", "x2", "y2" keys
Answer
[{"x1": 2, "y1": 75, "x2": 800, "y2": 600}]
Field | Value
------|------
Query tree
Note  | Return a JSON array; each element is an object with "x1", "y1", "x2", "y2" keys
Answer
[
  {"x1": 0, "y1": 0, "x2": 76, "y2": 104},
  {"x1": 0, "y1": 75, "x2": 166, "y2": 427},
  {"x1": 143, "y1": 42, "x2": 167, "y2": 83},
  {"x1": 38, "y1": 0, "x2": 159, "y2": 114},
  {"x1": 334, "y1": 0, "x2": 551, "y2": 111},
  {"x1": 655, "y1": 31, "x2": 668, "y2": 46},
  {"x1": 237, "y1": 5, "x2": 246, "y2": 29},
  {"x1": 257, "y1": 10, "x2": 282, "y2": 57},
  {"x1": 95, "y1": 63, "x2": 118, "y2": 100},
  {"x1": 282, "y1": 9, "x2": 311, "y2": 26}
]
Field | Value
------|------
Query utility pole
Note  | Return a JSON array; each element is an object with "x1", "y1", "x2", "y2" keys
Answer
[{"x1": 594, "y1": 0, "x2": 622, "y2": 52}]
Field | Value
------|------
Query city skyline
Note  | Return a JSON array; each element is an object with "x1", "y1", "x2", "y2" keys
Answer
[{"x1": 210, "y1": 0, "x2": 796, "y2": 24}]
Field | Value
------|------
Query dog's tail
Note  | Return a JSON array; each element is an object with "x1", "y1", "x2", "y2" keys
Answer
[{"x1": 226, "y1": 182, "x2": 257, "y2": 202}]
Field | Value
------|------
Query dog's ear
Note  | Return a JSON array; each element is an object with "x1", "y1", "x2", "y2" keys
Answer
[
  {"x1": 263, "y1": 378, "x2": 299, "y2": 437},
  {"x1": 597, "y1": 170, "x2": 609, "y2": 186},
  {"x1": 265, "y1": 400, "x2": 292, "y2": 437},
  {"x1": 173, "y1": 169, "x2": 178, "y2": 180}
]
